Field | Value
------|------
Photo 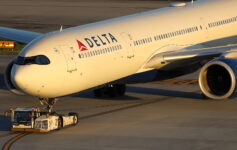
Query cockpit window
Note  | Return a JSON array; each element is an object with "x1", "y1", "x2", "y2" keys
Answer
[
  {"x1": 14, "y1": 55, "x2": 50, "y2": 65},
  {"x1": 35, "y1": 55, "x2": 50, "y2": 65}
]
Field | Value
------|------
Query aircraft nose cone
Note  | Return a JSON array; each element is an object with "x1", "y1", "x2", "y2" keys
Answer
[{"x1": 10, "y1": 65, "x2": 28, "y2": 91}]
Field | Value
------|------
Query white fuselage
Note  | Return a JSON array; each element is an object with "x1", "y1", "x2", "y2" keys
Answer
[{"x1": 12, "y1": 0, "x2": 237, "y2": 98}]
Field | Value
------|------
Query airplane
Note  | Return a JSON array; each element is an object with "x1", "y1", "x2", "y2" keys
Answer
[{"x1": 1, "y1": 0, "x2": 237, "y2": 110}]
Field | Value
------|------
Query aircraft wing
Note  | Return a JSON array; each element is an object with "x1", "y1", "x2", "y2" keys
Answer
[
  {"x1": 144, "y1": 44, "x2": 237, "y2": 70},
  {"x1": 0, "y1": 27, "x2": 43, "y2": 44}
]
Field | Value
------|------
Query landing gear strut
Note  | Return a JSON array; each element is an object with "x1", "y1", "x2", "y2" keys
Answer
[
  {"x1": 93, "y1": 84, "x2": 126, "y2": 98},
  {"x1": 39, "y1": 98, "x2": 58, "y2": 112}
]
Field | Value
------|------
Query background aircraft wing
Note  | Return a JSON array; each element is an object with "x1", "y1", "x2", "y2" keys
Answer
[
  {"x1": 0, "y1": 27, "x2": 43, "y2": 44},
  {"x1": 144, "y1": 44, "x2": 237, "y2": 70}
]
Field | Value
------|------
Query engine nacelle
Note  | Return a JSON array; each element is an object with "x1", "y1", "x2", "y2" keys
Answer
[
  {"x1": 4, "y1": 59, "x2": 25, "y2": 95},
  {"x1": 199, "y1": 58, "x2": 237, "y2": 99}
]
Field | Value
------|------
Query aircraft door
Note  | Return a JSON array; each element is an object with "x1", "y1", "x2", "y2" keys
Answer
[
  {"x1": 120, "y1": 32, "x2": 135, "y2": 59},
  {"x1": 59, "y1": 45, "x2": 77, "y2": 73},
  {"x1": 200, "y1": 17, "x2": 209, "y2": 40}
]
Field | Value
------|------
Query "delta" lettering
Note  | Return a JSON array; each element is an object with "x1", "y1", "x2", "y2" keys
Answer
[{"x1": 84, "y1": 33, "x2": 118, "y2": 48}]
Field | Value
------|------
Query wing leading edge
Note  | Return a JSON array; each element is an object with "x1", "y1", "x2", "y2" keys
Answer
[
  {"x1": 0, "y1": 27, "x2": 43, "y2": 44},
  {"x1": 143, "y1": 44, "x2": 237, "y2": 70}
]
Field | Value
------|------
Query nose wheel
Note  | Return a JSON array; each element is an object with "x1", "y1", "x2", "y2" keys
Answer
[{"x1": 39, "y1": 98, "x2": 58, "y2": 112}]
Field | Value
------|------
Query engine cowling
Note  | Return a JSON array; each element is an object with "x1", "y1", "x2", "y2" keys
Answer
[
  {"x1": 199, "y1": 58, "x2": 237, "y2": 99},
  {"x1": 4, "y1": 59, "x2": 25, "y2": 95}
]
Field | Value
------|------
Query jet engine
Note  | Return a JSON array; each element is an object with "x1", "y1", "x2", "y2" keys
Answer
[
  {"x1": 4, "y1": 59, "x2": 25, "y2": 95},
  {"x1": 199, "y1": 57, "x2": 237, "y2": 99}
]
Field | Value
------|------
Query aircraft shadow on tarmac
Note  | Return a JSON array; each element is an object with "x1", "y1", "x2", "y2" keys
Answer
[
  {"x1": 72, "y1": 90, "x2": 140, "y2": 101},
  {"x1": 73, "y1": 85, "x2": 203, "y2": 100},
  {"x1": 127, "y1": 86, "x2": 203, "y2": 100},
  {"x1": 0, "y1": 116, "x2": 11, "y2": 131}
]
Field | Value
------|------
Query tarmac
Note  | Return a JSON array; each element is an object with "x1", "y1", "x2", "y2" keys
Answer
[
  {"x1": 1, "y1": 0, "x2": 237, "y2": 150},
  {"x1": 0, "y1": 0, "x2": 170, "y2": 33}
]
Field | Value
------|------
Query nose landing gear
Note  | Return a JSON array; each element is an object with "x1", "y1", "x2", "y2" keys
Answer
[{"x1": 39, "y1": 98, "x2": 58, "y2": 112}]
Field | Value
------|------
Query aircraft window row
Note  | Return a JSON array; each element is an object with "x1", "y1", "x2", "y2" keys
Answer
[
  {"x1": 154, "y1": 26, "x2": 199, "y2": 41},
  {"x1": 134, "y1": 37, "x2": 152, "y2": 46},
  {"x1": 208, "y1": 16, "x2": 237, "y2": 28},
  {"x1": 78, "y1": 45, "x2": 122, "y2": 59}
]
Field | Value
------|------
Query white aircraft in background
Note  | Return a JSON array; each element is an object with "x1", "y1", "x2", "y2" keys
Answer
[{"x1": 1, "y1": 0, "x2": 237, "y2": 109}]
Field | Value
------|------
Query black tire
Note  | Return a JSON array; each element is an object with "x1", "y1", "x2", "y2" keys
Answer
[
  {"x1": 116, "y1": 84, "x2": 126, "y2": 96},
  {"x1": 68, "y1": 112, "x2": 76, "y2": 116},
  {"x1": 58, "y1": 117, "x2": 63, "y2": 130},
  {"x1": 94, "y1": 89, "x2": 102, "y2": 97},
  {"x1": 68, "y1": 112, "x2": 79, "y2": 125},
  {"x1": 108, "y1": 87, "x2": 117, "y2": 97},
  {"x1": 73, "y1": 114, "x2": 79, "y2": 125}
]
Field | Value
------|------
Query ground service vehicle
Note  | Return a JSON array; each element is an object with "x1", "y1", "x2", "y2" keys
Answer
[{"x1": 11, "y1": 108, "x2": 79, "y2": 132}]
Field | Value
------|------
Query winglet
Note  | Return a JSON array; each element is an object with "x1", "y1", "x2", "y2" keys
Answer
[{"x1": 60, "y1": 25, "x2": 63, "y2": 32}]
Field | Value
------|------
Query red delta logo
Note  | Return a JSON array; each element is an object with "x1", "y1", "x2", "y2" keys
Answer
[
  {"x1": 77, "y1": 40, "x2": 88, "y2": 51},
  {"x1": 76, "y1": 33, "x2": 118, "y2": 51}
]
